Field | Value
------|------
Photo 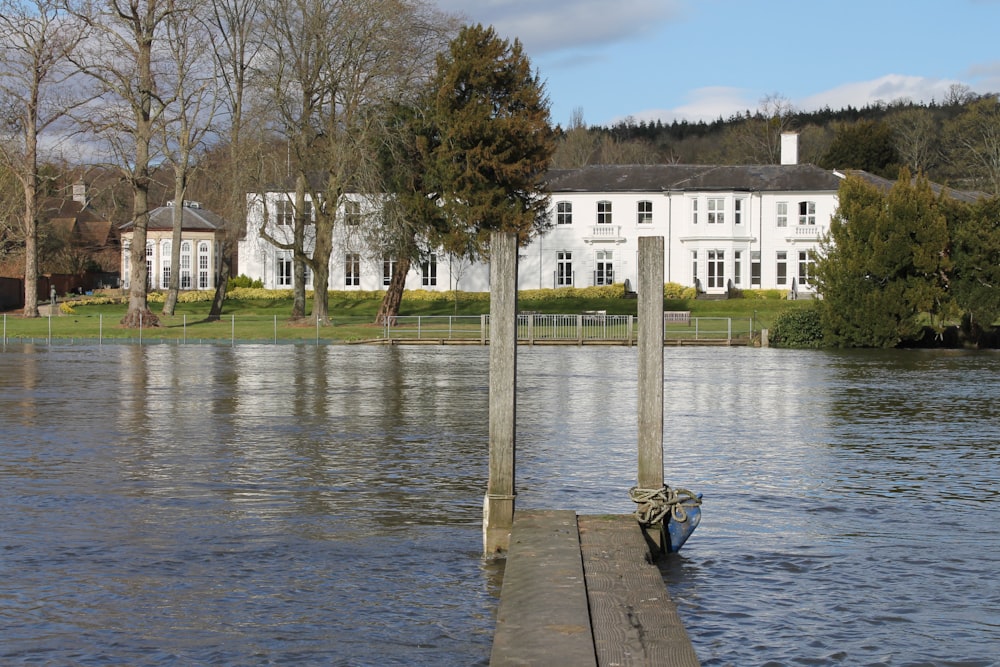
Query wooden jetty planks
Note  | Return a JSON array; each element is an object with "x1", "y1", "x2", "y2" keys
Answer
[
  {"x1": 579, "y1": 515, "x2": 701, "y2": 667},
  {"x1": 490, "y1": 509, "x2": 598, "y2": 667}
]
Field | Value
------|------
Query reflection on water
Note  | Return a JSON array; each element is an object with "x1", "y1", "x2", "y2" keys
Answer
[{"x1": 1, "y1": 344, "x2": 998, "y2": 665}]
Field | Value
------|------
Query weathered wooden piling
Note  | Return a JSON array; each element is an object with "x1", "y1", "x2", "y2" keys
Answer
[
  {"x1": 484, "y1": 232, "x2": 518, "y2": 554},
  {"x1": 637, "y1": 236, "x2": 665, "y2": 549}
]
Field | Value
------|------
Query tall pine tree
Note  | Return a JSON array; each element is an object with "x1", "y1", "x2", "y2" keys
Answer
[{"x1": 815, "y1": 170, "x2": 954, "y2": 347}]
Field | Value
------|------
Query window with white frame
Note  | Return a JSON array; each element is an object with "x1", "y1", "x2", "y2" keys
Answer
[
  {"x1": 275, "y1": 198, "x2": 294, "y2": 226},
  {"x1": 277, "y1": 250, "x2": 292, "y2": 287},
  {"x1": 798, "y1": 201, "x2": 816, "y2": 225},
  {"x1": 556, "y1": 201, "x2": 572, "y2": 225},
  {"x1": 734, "y1": 250, "x2": 742, "y2": 286},
  {"x1": 345, "y1": 252, "x2": 360, "y2": 286},
  {"x1": 180, "y1": 241, "x2": 192, "y2": 289},
  {"x1": 198, "y1": 241, "x2": 210, "y2": 289},
  {"x1": 708, "y1": 198, "x2": 724, "y2": 224},
  {"x1": 421, "y1": 254, "x2": 437, "y2": 286},
  {"x1": 637, "y1": 200, "x2": 652, "y2": 224},
  {"x1": 556, "y1": 251, "x2": 573, "y2": 286},
  {"x1": 145, "y1": 243, "x2": 153, "y2": 289},
  {"x1": 776, "y1": 251, "x2": 787, "y2": 286},
  {"x1": 751, "y1": 251, "x2": 761, "y2": 287},
  {"x1": 776, "y1": 201, "x2": 788, "y2": 227},
  {"x1": 735, "y1": 198, "x2": 745, "y2": 225},
  {"x1": 708, "y1": 249, "x2": 724, "y2": 288},
  {"x1": 798, "y1": 250, "x2": 814, "y2": 285},
  {"x1": 692, "y1": 250, "x2": 698, "y2": 284},
  {"x1": 595, "y1": 250, "x2": 613, "y2": 285},
  {"x1": 691, "y1": 199, "x2": 698, "y2": 224},
  {"x1": 597, "y1": 200, "x2": 612, "y2": 224},
  {"x1": 344, "y1": 199, "x2": 361, "y2": 226},
  {"x1": 383, "y1": 256, "x2": 396, "y2": 286},
  {"x1": 161, "y1": 241, "x2": 171, "y2": 288}
]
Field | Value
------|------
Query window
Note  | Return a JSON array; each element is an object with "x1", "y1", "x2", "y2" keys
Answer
[
  {"x1": 421, "y1": 253, "x2": 437, "y2": 286},
  {"x1": 161, "y1": 241, "x2": 171, "y2": 288},
  {"x1": 708, "y1": 250, "x2": 724, "y2": 288},
  {"x1": 798, "y1": 250, "x2": 814, "y2": 285},
  {"x1": 345, "y1": 252, "x2": 360, "y2": 286},
  {"x1": 799, "y1": 201, "x2": 816, "y2": 225},
  {"x1": 692, "y1": 250, "x2": 698, "y2": 284},
  {"x1": 597, "y1": 200, "x2": 612, "y2": 224},
  {"x1": 344, "y1": 200, "x2": 361, "y2": 226},
  {"x1": 145, "y1": 243, "x2": 154, "y2": 289},
  {"x1": 303, "y1": 199, "x2": 314, "y2": 224},
  {"x1": 275, "y1": 198, "x2": 294, "y2": 226},
  {"x1": 776, "y1": 202, "x2": 788, "y2": 228},
  {"x1": 198, "y1": 241, "x2": 210, "y2": 289},
  {"x1": 708, "y1": 198, "x2": 724, "y2": 224},
  {"x1": 637, "y1": 200, "x2": 652, "y2": 224},
  {"x1": 595, "y1": 250, "x2": 613, "y2": 285},
  {"x1": 383, "y1": 256, "x2": 396, "y2": 286},
  {"x1": 556, "y1": 251, "x2": 573, "y2": 286},
  {"x1": 180, "y1": 241, "x2": 192, "y2": 289},
  {"x1": 776, "y1": 251, "x2": 787, "y2": 286},
  {"x1": 277, "y1": 250, "x2": 292, "y2": 287},
  {"x1": 556, "y1": 201, "x2": 572, "y2": 225},
  {"x1": 735, "y1": 198, "x2": 745, "y2": 225},
  {"x1": 734, "y1": 250, "x2": 742, "y2": 286},
  {"x1": 751, "y1": 251, "x2": 761, "y2": 287},
  {"x1": 691, "y1": 199, "x2": 698, "y2": 224}
]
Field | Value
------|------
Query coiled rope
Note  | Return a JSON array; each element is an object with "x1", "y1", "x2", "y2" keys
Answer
[{"x1": 629, "y1": 485, "x2": 702, "y2": 526}]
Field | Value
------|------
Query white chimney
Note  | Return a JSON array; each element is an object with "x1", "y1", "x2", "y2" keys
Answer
[
  {"x1": 72, "y1": 180, "x2": 88, "y2": 206},
  {"x1": 780, "y1": 133, "x2": 799, "y2": 165}
]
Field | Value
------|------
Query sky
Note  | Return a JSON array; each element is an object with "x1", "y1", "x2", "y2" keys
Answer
[{"x1": 433, "y1": 0, "x2": 1000, "y2": 128}]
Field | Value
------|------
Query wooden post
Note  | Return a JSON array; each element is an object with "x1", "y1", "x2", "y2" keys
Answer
[
  {"x1": 637, "y1": 236, "x2": 665, "y2": 549},
  {"x1": 485, "y1": 232, "x2": 517, "y2": 554}
]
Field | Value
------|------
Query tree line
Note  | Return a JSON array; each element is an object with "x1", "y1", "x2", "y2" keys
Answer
[
  {"x1": 553, "y1": 88, "x2": 1000, "y2": 195},
  {"x1": 0, "y1": 0, "x2": 553, "y2": 326}
]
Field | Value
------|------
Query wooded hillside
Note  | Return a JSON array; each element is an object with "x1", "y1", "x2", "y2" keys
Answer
[{"x1": 551, "y1": 89, "x2": 1000, "y2": 195}]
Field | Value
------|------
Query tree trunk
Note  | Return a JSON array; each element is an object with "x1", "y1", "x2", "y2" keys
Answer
[
  {"x1": 376, "y1": 255, "x2": 411, "y2": 324},
  {"x1": 162, "y1": 171, "x2": 185, "y2": 316},
  {"x1": 22, "y1": 170, "x2": 39, "y2": 318},
  {"x1": 291, "y1": 174, "x2": 307, "y2": 318},
  {"x1": 207, "y1": 237, "x2": 233, "y2": 321}
]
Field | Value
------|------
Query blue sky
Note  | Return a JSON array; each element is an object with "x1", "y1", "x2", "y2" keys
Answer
[{"x1": 434, "y1": 0, "x2": 1000, "y2": 128}]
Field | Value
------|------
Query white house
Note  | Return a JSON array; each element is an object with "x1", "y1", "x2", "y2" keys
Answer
[
  {"x1": 238, "y1": 134, "x2": 855, "y2": 297},
  {"x1": 120, "y1": 201, "x2": 226, "y2": 291}
]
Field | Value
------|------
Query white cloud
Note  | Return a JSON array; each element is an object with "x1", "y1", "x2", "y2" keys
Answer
[
  {"x1": 623, "y1": 86, "x2": 756, "y2": 125},
  {"x1": 796, "y1": 75, "x2": 961, "y2": 111},
  {"x1": 433, "y1": 0, "x2": 685, "y2": 53}
]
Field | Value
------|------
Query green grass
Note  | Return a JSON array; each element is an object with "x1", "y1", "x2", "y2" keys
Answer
[{"x1": 1, "y1": 289, "x2": 813, "y2": 343}]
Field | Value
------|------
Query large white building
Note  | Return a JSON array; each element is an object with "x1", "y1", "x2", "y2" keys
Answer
[{"x1": 239, "y1": 134, "x2": 851, "y2": 297}]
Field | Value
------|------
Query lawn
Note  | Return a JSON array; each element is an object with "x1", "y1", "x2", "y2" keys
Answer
[{"x1": 1, "y1": 288, "x2": 812, "y2": 343}]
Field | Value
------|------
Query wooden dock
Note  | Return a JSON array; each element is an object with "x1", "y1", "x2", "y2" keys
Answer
[{"x1": 490, "y1": 510, "x2": 700, "y2": 667}]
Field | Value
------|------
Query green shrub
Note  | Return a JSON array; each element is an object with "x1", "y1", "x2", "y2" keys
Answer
[
  {"x1": 770, "y1": 307, "x2": 824, "y2": 347},
  {"x1": 228, "y1": 274, "x2": 263, "y2": 289}
]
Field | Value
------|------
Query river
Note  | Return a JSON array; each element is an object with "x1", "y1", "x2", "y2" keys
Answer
[{"x1": 1, "y1": 343, "x2": 997, "y2": 665}]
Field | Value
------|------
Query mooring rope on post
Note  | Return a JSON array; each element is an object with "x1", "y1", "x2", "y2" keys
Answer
[{"x1": 629, "y1": 485, "x2": 702, "y2": 526}]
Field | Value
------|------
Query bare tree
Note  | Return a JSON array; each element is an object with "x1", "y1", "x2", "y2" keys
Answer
[
  {"x1": 159, "y1": 5, "x2": 221, "y2": 316},
  {"x1": 888, "y1": 107, "x2": 940, "y2": 175},
  {"x1": 0, "y1": 0, "x2": 87, "y2": 317},
  {"x1": 70, "y1": 0, "x2": 187, "y2": 327},
  {"x1": 946, "y1": 95, "x2": 1000, "y2": 194},
  {"x1": 258, "y1": 0, "x2": 453, "y2": 324},
  {"x1": 728, "y1": 93, "x2": 797, "y2": 164},
  {"x1": 204, "y1": 0, "x2": 266, "y2": 320},
  {"x1": 551, "y1": 107, "x2": 598, "y2": 168}
]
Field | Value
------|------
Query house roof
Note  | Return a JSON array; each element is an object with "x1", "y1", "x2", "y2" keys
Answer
[
  {"x1": 120, "y1": 203, "x2": 227, "y2": 232},
  {"x1": 840, "y1": 169, "x2": 985, "y2": 204},
  {"x1": 39, "y1": 197, "x2": 116, "y2": 247},
  {"x1": 544, "y1": 164, "x2": 846, "y2": 194}
]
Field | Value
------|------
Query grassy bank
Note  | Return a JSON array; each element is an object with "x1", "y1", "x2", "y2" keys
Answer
[{"x1": 1, "y1": 287, "x2": 811, "y2": 343}]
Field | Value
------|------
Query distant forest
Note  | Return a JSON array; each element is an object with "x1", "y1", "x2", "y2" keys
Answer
[{"x1": 550, "y1": 88, "x2": 1000, "y2": 195}]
